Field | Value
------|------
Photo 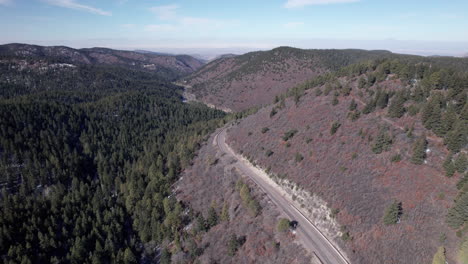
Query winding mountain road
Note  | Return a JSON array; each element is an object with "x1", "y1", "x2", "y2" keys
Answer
[{"x1": 214, "y1": 127, "x2": 350, "y2": 264}]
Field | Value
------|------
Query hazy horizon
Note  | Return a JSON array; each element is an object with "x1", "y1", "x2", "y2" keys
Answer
[{"x1": 1, "y1": 0, "x2": 467, "y2": 58}]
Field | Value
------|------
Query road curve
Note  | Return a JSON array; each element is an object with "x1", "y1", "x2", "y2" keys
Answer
[{"x1": 215, "y1": 127, "x2": 349, "y2": 264}]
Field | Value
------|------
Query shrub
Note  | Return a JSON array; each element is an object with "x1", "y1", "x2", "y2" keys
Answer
[
  {"x1": 282, "y1": 129, "x2": 298, "y2": 141},
  {"x1": 349, "y1": 99, "x2": 358, "y2": 111},
  {"x1": 432, "y1": 247, "x2": 446, "y2": 264},
  {"x1": 261, "y1": 127, "x2": 270, "y2": 133},
  {"x1": 348, "y1": 111, "x2": 361, "y2": 121},
  {"x1": 330, "y1": 122, "x2": 341, "y2": 135},
  {"x1": 391, "y1": 154, "x2": 402, "y2": 162},
  {"x1": 407, "y1": 104, "x2": 420, "y2": 116},
  {"x1": 458, "y1": 239, "x2": 468, "y2": 264},
  {"x1": 341, "y1": 231, "x2": 352, "y2": 241},
  {"x1": 295, "y1": 153, "x2": 304, "y2": 163},
  {"x1": 270, "y1": 107, "x2": 278, "y2": 117},
  {"x1": 332, "y1": 96, "x2": 339, "y2": 106},
  {"x1": 248, "y1": 199, "x2": 261, "y2": 216},
  {"x1": 265, "y1": 150, "x2": 274, "y2": 157},
  {"x1": 330, "y1": 208, "x2": 340, "y2": 218},
  {"x1": 227, "y1": 234, "x2": 245, "y2": 256},
  {"x1": 277, "y1": 218, "x2": 290, "y2": 232}
]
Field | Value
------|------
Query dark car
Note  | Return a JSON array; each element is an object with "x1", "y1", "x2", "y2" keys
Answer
[{"x1": 290, "y1": 220, "x2": 298, "y2": 230}]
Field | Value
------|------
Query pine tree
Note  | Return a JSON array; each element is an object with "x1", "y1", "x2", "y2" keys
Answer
[
  {"x1": 383, "y1": 201, "x2": 402, "y2": 225},
  {"x1": 411, "y1": 135, "x2": 428, "y2": 165},
  {"x1": 455, "y1": 154, "x2": 467, "y2": 173},
  {"x1": 445, "y1": 121, "x2": 467, "y2": 153},
  {"x1": 443, "y1": 153, "x2": 456, "y2": 177},
  {"x1": 388, "y1": 92, "x2": 406, "y2": 118},
  {"x1": 123, "y1": 248, "x2": 137, "y2": 264},
  {"x1": 446, "y1": 191, "x2": 468, "y2": 229},
  {"x1": 207, "y1": 206, "x2": 218, "y2": 228},
  {"x1": 372, "y1": 129, "x2": 392, "y2": 154},
  {"x1": 412, "y1": 85, "x2": 425, "y2": 102},
  {"x1": 375, "y1": 90, "x2": 389, "y2": 109},
  {"x1": 442, "y1": 105, "x2": 458, "y2": 133}
]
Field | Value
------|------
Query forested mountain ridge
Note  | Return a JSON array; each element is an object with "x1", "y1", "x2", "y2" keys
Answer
[
  {"x1": 0, "y1": 48, "x2": 229, "y2": 263},
  {"x1": 226, "y1": 57, "x2": 468, "y2": 263},
  {"x1": 0, "y1": 43, "x2": 205, "y2": 80},
  {"x1": 183, "y1": 46, "x2": 468, "y2": 112}
]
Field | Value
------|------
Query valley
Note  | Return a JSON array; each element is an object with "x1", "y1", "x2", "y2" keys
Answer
[{"x1": 0, "y1": 43, "x2": 467, "y2": 264}]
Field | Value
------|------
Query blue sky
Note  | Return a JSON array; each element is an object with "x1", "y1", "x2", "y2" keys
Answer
[{"x1": 1, "y1": 0, "x2": 467, "y2": 56}]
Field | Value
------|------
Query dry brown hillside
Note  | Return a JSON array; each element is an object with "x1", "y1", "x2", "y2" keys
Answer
[
  {"x1": 183, "y1": 47, "x2": 394, "y2": 112},
  {"x1": 175, "y1": 131, "x2": 317, "y2": 264},
  {"x1": 225, "y1": 59, "x2": 468, "y2": 263}
]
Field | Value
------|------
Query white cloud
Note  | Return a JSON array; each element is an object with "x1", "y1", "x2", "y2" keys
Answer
[
  {"x1": 0, "y1": 0, "x2": 12, "y2": 6},
  {"x1": 149, "y1": 4, "x2": 179, "y2": 20},
  {"x1": 146, "y1": 5, "x2": 232, "y2": 33},
  {"x1": 42, "y1": 0, "x2": 111, "y2": 16},
  {"x1": 283, "y1": 22, "x2": 304, "y2": 29},
  {"x1": 285, "y1": 0, "x2": 359, "y2": 8}
]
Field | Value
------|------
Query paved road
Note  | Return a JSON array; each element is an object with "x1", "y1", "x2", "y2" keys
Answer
[{"x1": 215, "y1": 127, "x2": 349, "y2": 264}]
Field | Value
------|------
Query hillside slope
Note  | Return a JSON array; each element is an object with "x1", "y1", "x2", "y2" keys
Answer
[
  {"x1": 0, "y1": 43, "x2": 204, "y2": 80},
  {"x1": 184, "y1": 47, "x2": 468, "y2": 112},
  {"x1": 183, "y1": 47, "x2": 399, "y2": 111},
  {"x1": 226, "y1": 59, "x2": 467, "y2": 263}
]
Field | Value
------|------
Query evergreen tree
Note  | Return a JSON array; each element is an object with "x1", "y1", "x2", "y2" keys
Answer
[
  {"x1": 455, "y1": 154, "x2": 468, "y2": 173},
  {"x1": 372, "y1": 129, "x2": 393, "y2": 154},
  {"x1": 207, "y1": 206, "x2": 218, "y2": 228},
  {"x1": 375, "y1": 90, "x2": 389, "y2": 109},
  {"x1": 443, "y1": 153, "x2": 456, "y2": 177},
  {"x1": 411, "y1": 135, "x2": 428, "y2": 165},
  {"x1": 445, "y1": 121, "x2": 467, "y2": 153},
  {"x1": 383, "y1": 201, "x2": 402, "y2": 225},
  {"x1": 388, "y1": 92, "x2": 406, "y2": 118},
  {"x1": 446, "y1": 191, "x2": 468, "y2": 229}
]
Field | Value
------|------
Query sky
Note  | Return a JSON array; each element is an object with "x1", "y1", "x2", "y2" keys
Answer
[{"x1": 1, "y1": 0, "x2": 468, "y2": 57}]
